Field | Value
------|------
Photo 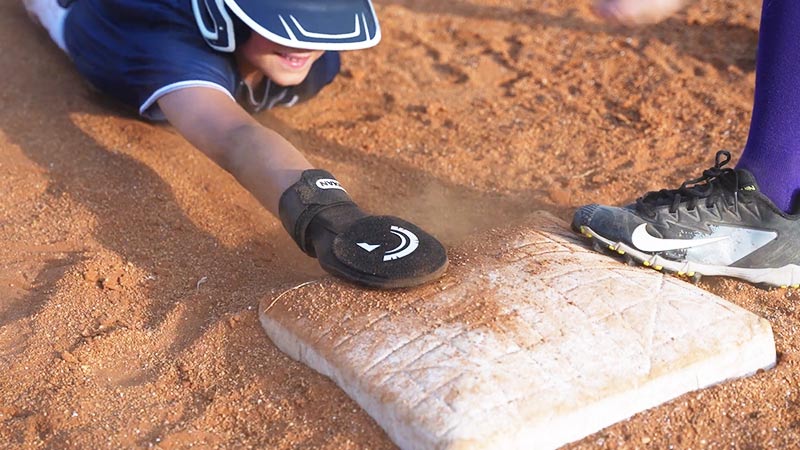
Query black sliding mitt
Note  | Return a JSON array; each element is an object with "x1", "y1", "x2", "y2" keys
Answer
[{"x1": 279, "y1": 170, "x2": 448, "y2": 289}]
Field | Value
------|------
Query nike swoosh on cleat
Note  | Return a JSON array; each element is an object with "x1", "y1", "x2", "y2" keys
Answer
[{"x1": 630, "y1": 223, "x2": 730, "y2": 252}]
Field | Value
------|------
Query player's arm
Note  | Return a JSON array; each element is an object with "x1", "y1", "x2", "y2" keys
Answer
[
  {"x1": 157, "y1": 86, "x2": 448, "y2": 289},
  {"x1": 157, "y1": 86, "x2": 311, "y2": 215}
]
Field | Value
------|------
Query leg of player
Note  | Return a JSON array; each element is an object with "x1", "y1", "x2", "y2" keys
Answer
[
  {"x1": 572, "y1": 0, "x2": 800, "y2": 288},
  {"x1": 735, "y1": 0, "x2": 800, "y2": 215},
  {"x1": 593, "y1": 0, "x2": 691, "y2": 26}
]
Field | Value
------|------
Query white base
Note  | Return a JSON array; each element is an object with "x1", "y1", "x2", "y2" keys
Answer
[{"x1": 260, "y1": 212, "x2": 776, "y2": 450}]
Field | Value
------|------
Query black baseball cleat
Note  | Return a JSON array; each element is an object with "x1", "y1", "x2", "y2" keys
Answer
[
  {"x1": 572, "y1": 150, "x2": 800, "y2": 288},
  {"x1": 279, "y1": 170, "x2": 448, "y2": 289}
]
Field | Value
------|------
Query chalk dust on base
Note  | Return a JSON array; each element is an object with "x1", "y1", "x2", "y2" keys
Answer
[{"x1": 259, "y1": 211, "x2": 776, "y2": 450}]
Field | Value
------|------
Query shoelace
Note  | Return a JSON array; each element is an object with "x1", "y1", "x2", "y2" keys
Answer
[{"x1": 636, "y1": 150, "x2": 740, "y2": 215}]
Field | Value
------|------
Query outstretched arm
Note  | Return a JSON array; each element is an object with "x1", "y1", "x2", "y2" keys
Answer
[
  {"x1": 157, "y1": 86, "x2": 311, "y2": 216},
  {"x1": 157, "y1": 86, "x2": 448, "y2": 289}
]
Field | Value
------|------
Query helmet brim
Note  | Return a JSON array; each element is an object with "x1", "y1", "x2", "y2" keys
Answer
[{"x1": 223, "y1": 0, "x2": 381, "y2": 51}]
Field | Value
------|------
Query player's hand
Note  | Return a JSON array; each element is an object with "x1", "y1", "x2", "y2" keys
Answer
[{"x1": 280, "y1": 170, "x2": 448, "y2": 289}]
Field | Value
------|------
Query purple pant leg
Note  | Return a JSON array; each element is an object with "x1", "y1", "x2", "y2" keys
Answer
[{"x1": 737, "y1": 0, "x2": 800, "y2": 214}]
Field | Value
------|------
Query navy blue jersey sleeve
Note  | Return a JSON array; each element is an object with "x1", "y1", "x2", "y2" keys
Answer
[{"x1": 64, "y1": 0, "x2": 238, "y2": 120}]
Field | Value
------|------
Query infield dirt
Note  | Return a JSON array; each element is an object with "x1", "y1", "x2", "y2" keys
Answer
[{"x1": 1, "y1": 0, "x2": 799, "y2": 449}]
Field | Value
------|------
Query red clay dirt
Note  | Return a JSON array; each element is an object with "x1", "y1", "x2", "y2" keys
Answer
[{"x1": 1, "y1": 0, "x2": 798, "y2": 448}]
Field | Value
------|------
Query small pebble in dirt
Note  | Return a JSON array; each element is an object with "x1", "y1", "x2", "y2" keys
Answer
[
  {"x1": 101, "y1": 270, "x2": 125, "y2": 290},
  {"x1": 83, "y1": 268, "x2": 100, "y2": 283},
  {"x1": 100, "y1": 278, "x2": 117, "y2": 290},
  {"x1": 61, "y1": 351, "x2": 78, "y2": 364}
]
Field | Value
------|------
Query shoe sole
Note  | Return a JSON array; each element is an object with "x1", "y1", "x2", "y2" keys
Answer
[{"x1": 578, "y1": 225, "x2": 800, "y2": 289}]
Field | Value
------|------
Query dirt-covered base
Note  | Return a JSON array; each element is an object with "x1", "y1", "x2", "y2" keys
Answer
[{"x1": 1, "y1": 0, "x2": 798, "y2": 448}]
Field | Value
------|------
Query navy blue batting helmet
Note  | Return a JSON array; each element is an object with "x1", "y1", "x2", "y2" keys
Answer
[{"x1": 192, "y1": 0, "x2": 381, "y2": 52}]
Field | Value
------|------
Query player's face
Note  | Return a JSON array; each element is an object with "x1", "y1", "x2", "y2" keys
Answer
[{"x1": 239, "y1": 34, "x2": 325, "y2": 86}]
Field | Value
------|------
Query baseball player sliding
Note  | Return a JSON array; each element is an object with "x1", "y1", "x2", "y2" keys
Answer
[{"x1": 23, "y1": 0, "x2": 448, "y2": 289}]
